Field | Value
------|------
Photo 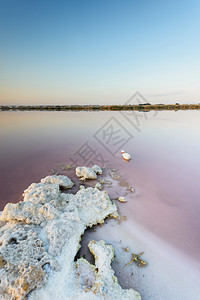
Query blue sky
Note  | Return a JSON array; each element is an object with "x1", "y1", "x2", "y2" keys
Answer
[{"x1": 0, "y1": 0, "x2": 200, "y2": 105}]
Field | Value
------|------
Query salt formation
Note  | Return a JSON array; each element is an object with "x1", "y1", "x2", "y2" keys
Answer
[
  {"x1": 76, "y1": 165, "x2": 102, "y2": 180},
  {"x1": 95, "y1": 182, "x2": 102, "y2": 190},
  {"x1": 41, "y1": 175, "x2": 74, "y2": 188},
  {"x1": 121, "y1": 150, "x2": 132, "y2": 161},
  {"x1": 0, "y1": 174, "x2": 141, "y2": 300},
  {"x1": 118, "y1": 197, "x2": 127, "y2": 203}
]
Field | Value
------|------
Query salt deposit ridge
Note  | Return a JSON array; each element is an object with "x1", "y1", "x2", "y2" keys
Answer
[{"x1": 0, "y1": 171, "x2": 141, "y2": 300}]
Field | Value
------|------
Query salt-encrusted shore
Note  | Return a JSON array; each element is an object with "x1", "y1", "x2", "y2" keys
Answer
[{"x1": 0, "y1": 172, "x2": 141, "y2": 300}]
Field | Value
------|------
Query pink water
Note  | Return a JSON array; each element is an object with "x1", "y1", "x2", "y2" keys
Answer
[{"x1": 0, "y1": 110, "x2": 200, "y2": 299}]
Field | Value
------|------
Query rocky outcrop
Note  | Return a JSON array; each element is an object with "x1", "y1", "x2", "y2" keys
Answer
[
  {"x1": 40, "y1": 175, "x2": 74, "y2": 189},
  {"x1": 0, "y1": 174, "x2": 140, "y2": 300},
  {"x1": 75, "y1": 165, "x2": 102, "y2": 180}
]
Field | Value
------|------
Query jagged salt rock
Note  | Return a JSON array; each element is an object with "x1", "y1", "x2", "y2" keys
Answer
[
  {"x1": 92, "y1": 165, "x2": 102, "y2": 175},
  {"x1": 41, "y1": 175, "x2": 74, "y2": 189},
  {"x1": 0, "y1": 223, "x2": 58, "y2": 300},
  {"x1": 23, "y1": 183, "x2": 60, "y2": 204},
  {"x1": 76, "y1": 165, "x2": 102, "y2": 180},
  {"x1": 0, "y1": 201, "x2": 60, "y2": 224},
  {"x1": 0, "y1": 174, "x2": 141, "y2": 300},
  {"x1": 71, "y1": 240, "x2": 141, "y2": 299}
]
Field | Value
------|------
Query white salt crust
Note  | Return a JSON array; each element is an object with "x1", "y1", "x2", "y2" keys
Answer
[
  {"x1": 75, "y1": 165, "x2": 102, "y2": 180},
  {"x1": 0, "y1": 175, "x2": 140, "y2": 300}
]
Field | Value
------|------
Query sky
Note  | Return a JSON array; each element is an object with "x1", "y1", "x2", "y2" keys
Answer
[{"x1": 0, "y1": 0, "x2": 200, "y2": 105}]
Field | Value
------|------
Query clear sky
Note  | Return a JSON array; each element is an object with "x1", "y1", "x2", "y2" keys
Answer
[{"x1": 0, "y1": 0, "x2": 200, "y2": 105}]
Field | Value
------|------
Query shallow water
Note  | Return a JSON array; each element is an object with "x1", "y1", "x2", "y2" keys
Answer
[{"x1": 0, "y1": 110, "x2": 200, "y2": 299}]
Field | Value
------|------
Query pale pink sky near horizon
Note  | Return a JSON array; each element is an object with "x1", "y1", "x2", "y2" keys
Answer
[{"x1": 0, "y1": 89, "x2": 199, "y2": 105}]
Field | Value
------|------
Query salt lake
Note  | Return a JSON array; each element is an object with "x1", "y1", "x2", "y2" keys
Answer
[{"x1": 0, "y1": 110, "x2": 200, "y2": 299}]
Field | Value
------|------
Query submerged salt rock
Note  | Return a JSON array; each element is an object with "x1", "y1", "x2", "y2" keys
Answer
[
  {"x1": 41, "y1": 175, "x2": 74, "y2": 189},
  {"x1": 128, "y1": 186, "x2": 135, "y2": 193},
  {"x1": 76, "y1": 165, "x2": 102, "y2": 180}
]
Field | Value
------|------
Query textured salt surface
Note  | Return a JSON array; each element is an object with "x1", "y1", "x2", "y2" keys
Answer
[
  {"x1": 75, "y1": 165, "x2": 102, "y2": 180},
  {"x1": 0, "y1": 173, "x2": 140, "y2": 300}
]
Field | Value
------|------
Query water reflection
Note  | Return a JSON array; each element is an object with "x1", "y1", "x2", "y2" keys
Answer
[{"x1": 0, "y1": 110, "x2": 200, "y2": 271}]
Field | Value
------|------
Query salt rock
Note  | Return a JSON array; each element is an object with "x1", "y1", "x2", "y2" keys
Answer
[
  {"x1": 76, "y1": 165, "x2": 102, "y2": 180},
  {"x1": 71, "y1": 240, "x2": 141, "y2": 299},
  {"x1": 50, "y1": 193, "x2": 74, "y2": 212},
  {"x1": 121, "y1": 150, "x2": 132, "y2": 161},
  {"x1": 91, "y1": 165, "x2": 102, "y2": 175},
  {"x1": 23, "y1": 183, "x2": 60, "y2": 204},
  {"x1": 0, "y1": 173, "x2": 141, "y2": 300},
  {"x1": 0, "y1": 201, "x2": 60, "y2": 225},
  {"x1": 0, "y1": 223, "x2": 57, "y2": 300},
  {"x1": 41, "y1": 175, "x2": 74, "y2": 189},
  {"x1": 95, "y1": 182, "x2": 102, "y2": 190},
  {"x1": 118, "y1": 196, "x2": 127, "y2": 203}
]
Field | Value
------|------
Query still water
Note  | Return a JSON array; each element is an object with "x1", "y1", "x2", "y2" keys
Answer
[{"x1": 0, "y1": 110, "x2": 200, "y2": 299}]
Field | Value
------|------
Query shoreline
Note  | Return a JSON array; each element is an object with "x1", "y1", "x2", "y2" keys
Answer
[{"x1": 1, "y1": 103, "x2": 200, "y2": 111}]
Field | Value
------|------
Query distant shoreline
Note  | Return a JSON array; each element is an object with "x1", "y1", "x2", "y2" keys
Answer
[{"x1": 0, "y1": 104, "x2": 200, "y2": 111}]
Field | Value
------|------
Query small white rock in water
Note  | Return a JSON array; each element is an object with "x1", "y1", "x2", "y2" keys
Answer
[
  {"x1": 118, "y1": 197, "x2": 127, "y2": 203},
  {"x1": 121, "y1": 150, "x2": 132, "y2": 161},
  {"x1": 76, "y1": 165, "x2": 102, "y2": 180}
]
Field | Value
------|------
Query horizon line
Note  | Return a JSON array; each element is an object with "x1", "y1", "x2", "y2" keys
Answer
[{"x1": 1, "y1": 103, "x2": 200, "y2": 111}]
